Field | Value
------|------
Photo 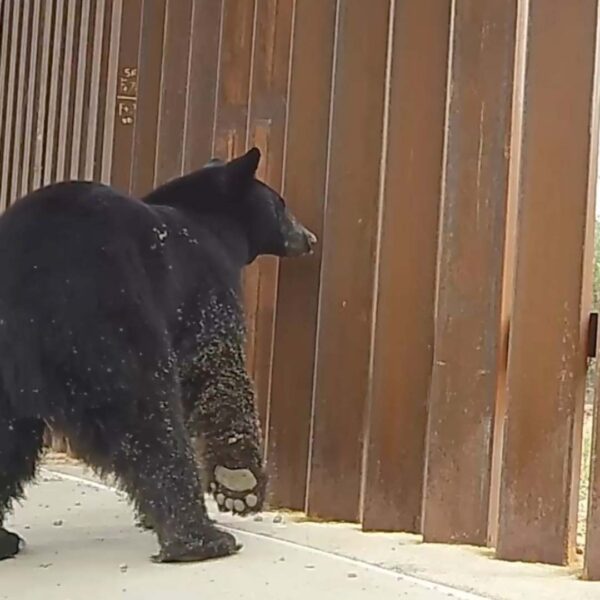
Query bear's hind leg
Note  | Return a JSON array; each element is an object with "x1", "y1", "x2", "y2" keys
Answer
[
  {"x1": 0, "y1": 416, "x2": 45, "y2": 560},
  {"x1": 76, "y1": 392, "x2": 240, "y2": 563}
]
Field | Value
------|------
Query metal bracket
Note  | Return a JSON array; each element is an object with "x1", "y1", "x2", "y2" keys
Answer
[{"x1": 588, "y1": 311, "x2": 598, "y2": 358}]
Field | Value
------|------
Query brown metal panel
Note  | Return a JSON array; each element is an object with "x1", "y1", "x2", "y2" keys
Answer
[
  {"x1": 31, "y1": 1, "x2": 52, "y2": 190},
  {"x1": 20, "y1": 0, "x2": 42, "y2": 195},
  {"x1": 361, "y1": 0, "x2": 451, "y2": 534},
  {"x1": 10, "y1": 0, "x2": 31, "y2": 203},
  {"x1": 75, "y1": 1, "x2": 99, "y2": 179},
  {"x1": 212, "y1": 0, "x2": 255, "y2": 156},
  {"x1": 109, "y1": 0, "x2": 142, "y2": 193},
  {"x1": 421, "y1": 0, "x2": 518, "y2": 546},
  {"x1": 0, "y1": 0, "x2": 12, "y2": 190},
  {"x1": 69, "y1": 0, "x2": 90, "y2": 179},
  {"x1": 55, "y1": 0, "x2": 78, "y2": 181},
  {"x1": 245, "y1": 0, "x2": 294, "y2": 442},
  {"x1": 0, "y1": 1, "x2": 4, "y2": 47},
  {"x1": 588, "y1": 21, "x2": 600, "y2": 557},
  {"x1": 182, "y1": 0, "x2": 222, "y2": 172},
  {"x1": 497, "y1": 1, "x2": 599, "y2": 566},
  {"x1": 306, "y1": 0, "x2": 391, "y2": 522},
  {"x1": 487, "y1": 0, "x2": 528, "y2": 549},
  {"x1": 0, "y1": 2, "x2": 22, "y2": 209},
  {"x1": 92, "y1": 1, "x2": 114, "y2": 182},
  {"x1": 42, "y1": 0, "x2": 65, "y2": 185},
  {"x1": 129, "y1": 0, "x2": 166, "y2": 196},
  {"x1": 98, "y1": 0, "x2": 121, "y2": 184},
  {"x1": 586, "y1": 378, "x2": 600, "y2": 578},
  {"x1": 83, "y1": 0, "x2": 107, "y2": 180},
  {"x1": 153, "y1": 0, "x2": 193, "y2": 186},
  {"x1": 266, "y1": 0, "x2": 337, "y2": 510}
]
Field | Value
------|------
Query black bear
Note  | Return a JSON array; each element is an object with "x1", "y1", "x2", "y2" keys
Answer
[{"x1": 0, "y1": 148, "x2": 316, "y2": 563}]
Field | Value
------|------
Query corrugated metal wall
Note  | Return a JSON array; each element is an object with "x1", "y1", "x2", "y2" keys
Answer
[{"x1": 0, "y1": 0, "x2": 121, "y2": 204}]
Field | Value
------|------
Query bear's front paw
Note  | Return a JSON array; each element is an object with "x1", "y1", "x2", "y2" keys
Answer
[{"x1": 209, "y1": 465, "x2": 265, "y2": 516}]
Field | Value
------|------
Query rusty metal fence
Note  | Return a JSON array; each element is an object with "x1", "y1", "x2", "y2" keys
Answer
[{"x1": 2, "y1": 0, "x2": 600, "y2": 579}]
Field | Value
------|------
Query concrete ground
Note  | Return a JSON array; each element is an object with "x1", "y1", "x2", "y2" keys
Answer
[{"x1": 1, "y1": 460, "x2": 599, "y2": 600}]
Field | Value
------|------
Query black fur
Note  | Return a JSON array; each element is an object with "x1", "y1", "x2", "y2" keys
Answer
[{"x1": 0, "y1": 148, "x2": 316, "y2": 562}]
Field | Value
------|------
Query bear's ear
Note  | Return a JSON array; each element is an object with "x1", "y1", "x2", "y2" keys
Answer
[{"x1": 225, "y1": 147, "x2": 261, "y2": 186}]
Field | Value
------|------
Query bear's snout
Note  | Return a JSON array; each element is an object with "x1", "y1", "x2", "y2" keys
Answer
[{"x1": 285, "y1": 224, "x2": 317, "y2": 257}]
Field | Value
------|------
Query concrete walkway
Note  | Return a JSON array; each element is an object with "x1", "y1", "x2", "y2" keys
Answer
[{"x1": 1, "y1": 460, "x2": 599, "y2": 599}]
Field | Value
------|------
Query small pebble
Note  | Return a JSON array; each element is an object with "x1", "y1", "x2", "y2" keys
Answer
[
  {"x1": 39, "y1": 563, "x2": 52, "y2": 569},
  {"x1": 120, "y1": 563, "x2": 128, "y2": 573},
  {"x1": 53, "y1": 520, "x2": 63, "y2": 527},
  {"x1": 348, "y1": 573, "x2": 358, "y2": 579},
  {"x1": 273, "y1": 515, "x2": 283, "y2": 524},
  {"x1": 305, "y1": 564, "x2": 315, "y2": 570},
  {"x1": 253, "y1": 515, "x2": 263, "y2": 522}
]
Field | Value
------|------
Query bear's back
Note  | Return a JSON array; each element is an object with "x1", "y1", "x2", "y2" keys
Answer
[
  {"x1": 0, "y1": 181, "x2": 244, "y2": 350},
  {"x1": 0, "y1": 182, "x2": 166, "y2": 308},
  {"x1": 0, "y1": 181, "x2": 156, "y2": 257}
]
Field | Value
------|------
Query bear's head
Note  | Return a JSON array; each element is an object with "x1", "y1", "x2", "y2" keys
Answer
[
  {"x1": 202, "y1": 148, "x2": 317, "y2": 260},
  {"x1": 146, "y1": 148, "x2": 317, "y2": 263}
]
